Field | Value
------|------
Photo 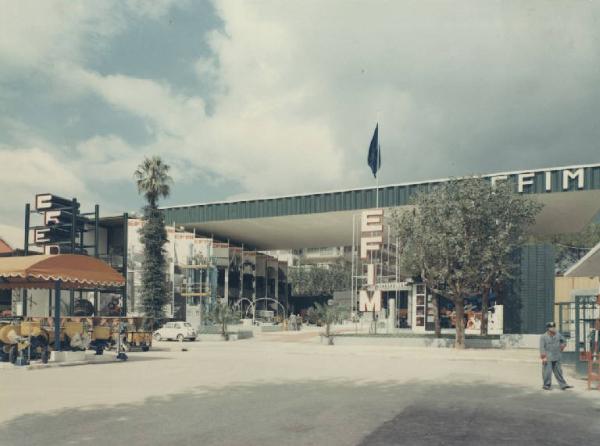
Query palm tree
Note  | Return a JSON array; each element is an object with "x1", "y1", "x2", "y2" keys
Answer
[
  {"x1": 134, "y1": 156, "x2": 173, "y2": 325},
  {"x1": 134, "y1": 156, "x2": 172, "y2": 207}
]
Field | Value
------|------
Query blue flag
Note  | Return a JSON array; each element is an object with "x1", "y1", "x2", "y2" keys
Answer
[{"x1": 367, "y1": 123, "x2": 381, "y2": 178}]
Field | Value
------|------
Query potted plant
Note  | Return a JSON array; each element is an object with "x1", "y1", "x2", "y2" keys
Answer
[{"x1": 313, "y1": 301, "x2": 345, "y2": 345}]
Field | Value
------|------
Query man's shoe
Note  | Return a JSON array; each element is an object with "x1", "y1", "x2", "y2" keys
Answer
[
  {"x1": 561, "y1": 385, "x2": 573, "y2": 390},
  {"x1": 543, "y1": 386, "x2": 551, "y2": 390}
]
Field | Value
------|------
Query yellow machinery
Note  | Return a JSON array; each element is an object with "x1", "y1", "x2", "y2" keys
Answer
[
  {"x1": 0, "y1": 316, "x2": 153, "y2": 364},
  {"x1": 0, "y1": 321, "x2": 50, "y2": 364},
  {"x1": 122, "y1": 318, "x2": 152, "y2": 352}
]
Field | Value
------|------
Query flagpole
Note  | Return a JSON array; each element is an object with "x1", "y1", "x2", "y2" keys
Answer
[{"x1": 376, "y1": 123, "x2": 380, "y2": 208}]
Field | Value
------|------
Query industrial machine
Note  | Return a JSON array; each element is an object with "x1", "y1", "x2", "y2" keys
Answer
[
  {"x1": 0, "y1": 316, "x2": 153, "y2": 365},
  {"x1": 122, "y1": 318, "x2": 153, "y2": 352},
  {"x1": 0, "y1": 320, "x2": 50, "y2": 365},
  {"x1": 89, "y1": 325, "x2": 112, "y2": 355}
]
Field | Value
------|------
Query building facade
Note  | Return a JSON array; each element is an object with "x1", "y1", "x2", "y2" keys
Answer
[{"x1": 11, "y1": 163, "x2": 600, "y2": 334}]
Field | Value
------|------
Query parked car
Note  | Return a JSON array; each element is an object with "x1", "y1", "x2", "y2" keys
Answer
[{"x1": 153, "y1": 322, "x2": 197, "y2": 341}]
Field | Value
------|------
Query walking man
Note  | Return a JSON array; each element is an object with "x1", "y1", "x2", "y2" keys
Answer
[{"x1": 540, "y1": 321, "x2": 573, "y2": 390}]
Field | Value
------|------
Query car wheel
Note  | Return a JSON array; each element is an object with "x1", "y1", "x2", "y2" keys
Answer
[
  {"x1": 189, "y1": 337, "x2": 196, "y2": 342},
  {"x1": 153, "y1": 333, "x2": 162, "y2": 341},
  {"x1": 176, "y1": 334, "x2": 184, "y2": 342}
]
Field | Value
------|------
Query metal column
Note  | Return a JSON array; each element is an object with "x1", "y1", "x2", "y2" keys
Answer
[
  {"x1": 69, "y1": 198, "x2": 77, "y2": 314},
  {"x1": 93, "y1": 204, "x2": 99, "y2": 314},
  {"x1": 54, "y1": 280, "x2": 62, "y2": 351},
  {"x1": 122, "y1": 212, "x2": 128, "y2": 316},
  {"x1": 22, "y1": 203, "x2": 30, "y2": 317},
  {"x1": 224, "y1": 266, "x2": 229, "y2": 304}
]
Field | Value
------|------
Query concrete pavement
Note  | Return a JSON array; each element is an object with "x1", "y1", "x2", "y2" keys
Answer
[{"x1": 1, "y1": 334, "x2": 599, "y2": 445}]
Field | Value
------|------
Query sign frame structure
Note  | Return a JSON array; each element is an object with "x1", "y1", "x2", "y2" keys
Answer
[
  {"x1": 352, "y1": 208, "x2": 400, "y2": 315},
  {"x1": 22, "y1": 194, "x2": 101, "y2": 317}
]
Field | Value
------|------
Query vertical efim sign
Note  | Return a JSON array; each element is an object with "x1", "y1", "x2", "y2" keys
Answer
[{"x1": 359, "y1": 209, "x2": 384, "y2": 312}]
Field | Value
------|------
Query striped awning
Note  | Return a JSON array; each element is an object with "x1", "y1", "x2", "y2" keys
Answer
[{"x1": 0, "y1": 254, "x2": 125, "y2": 289}]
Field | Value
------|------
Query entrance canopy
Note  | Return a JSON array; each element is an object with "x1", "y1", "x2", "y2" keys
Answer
[
  {"x1": 180, "y1": 191, "x2": 600, "y2": 250},
  {"x1": 565, "y1": 242, "x2": 600, "y2": 278},
  {"x1": 162, "y1": 163, "x2": 600, "y2": 250},
  {"x1": 0, "y1": 254, "x2": 125, "y2": 289}
]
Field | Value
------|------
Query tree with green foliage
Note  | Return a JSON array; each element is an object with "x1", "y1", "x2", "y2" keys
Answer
[
  {"x1": 134, "y1": 156, "x2": 172, "y2": 325},
  {"x1": 209, "y1": 300, "x2": 239, "y2": 341},
  {"x1": 309, "y1": 301, "x2": 347, "y2": 345},
  {"x1": 475, "y1": 180, "x2": 542, "y2": 335},
  {"x1": 392, "y1": 177, "x2": 542, "y2": 348},
  {"x1": 289, "y1": 261, "x2": 351, "y2": 297}
]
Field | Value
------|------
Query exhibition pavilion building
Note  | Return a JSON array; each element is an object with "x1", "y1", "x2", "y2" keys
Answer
[{"x1": 12, "y1": 163, "x2": 600, "y2": 335}]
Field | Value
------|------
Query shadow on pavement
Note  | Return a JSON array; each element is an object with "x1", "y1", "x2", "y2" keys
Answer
[{"x1": 0, "y1": 380, "x2": 598, "y2": 446}]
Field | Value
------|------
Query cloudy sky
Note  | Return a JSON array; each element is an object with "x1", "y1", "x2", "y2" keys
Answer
[{"x1": 1, "y1": 0, "x2": 599, "y2": 246}]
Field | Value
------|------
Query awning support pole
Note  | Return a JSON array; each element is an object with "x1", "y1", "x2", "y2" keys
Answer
[
  {"x1": 22, "y1": 203, "x2": 30, "y2": 317},
  {"x1": 54, "y1": 280, "x2": 62, "y2": 351}
]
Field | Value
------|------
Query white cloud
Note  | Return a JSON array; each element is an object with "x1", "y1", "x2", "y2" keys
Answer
[
  {"x1": 74, "y1": 135, "x2": 140, "y2": 181},
  {"x1": 0, "y1": 0, "x2": 179, "y2": 71},
  {"x1": 0, "y1": 146, "x2": 97, "y2": 242},
  {"x1": 2, "y1": 0, "x2": 600, "y2": 239},
  {"x1": 0, "y1": 1, "x2": 123, "y2": 70},
  {"x1": 0, "y1": 147, "x2": 88, "y2": 199},
  {"x1": 55, "y1": 0, "x2": 600, "y2": 202},
  {"x1": 63, "y1": 67, "x2": 207, "y2": 136},
  {"x1": 0, "y1": 224, "x2": 22, "y2": 249},
  {"x1": 125, "y1": 0, "x2": 182, "y2": 20}
]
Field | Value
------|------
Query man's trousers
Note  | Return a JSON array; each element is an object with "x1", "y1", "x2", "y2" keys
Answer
[{"x1": 543, "y1": 360, "x2": 568, "y2": 389}]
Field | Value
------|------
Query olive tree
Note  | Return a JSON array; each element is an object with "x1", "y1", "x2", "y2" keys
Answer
[
  {"x1": 392, "y1": 177, "x2": 542, "y2": 348},
  {"x1": 289, "y1": 261, "x2": 351, "y2": 297},
  {"x1": 476, "y1": 180, "x2": 542, "y2": 334},
  {"x1": 309, "y1": 302, "x2": 347, "y2": 345}
]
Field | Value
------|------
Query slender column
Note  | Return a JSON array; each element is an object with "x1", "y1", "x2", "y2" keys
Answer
[
  {"x1": 122, "y1": 213, "x2": 128, "y2": 316},
  {"x1": 69, "y1": 198, "x2": 77, "y2": 314},
  {"x1": 252, "y1": 257, "x2": 256, "y2": 325},
  {"x1": 22, "y1": 203, "x2": 30, "y2": 317},
  {"x1": 94, "y1": 205, "x2": 99, "y2": 257},
  {"x1": 274, "y1": 265, "x2": 279, "y2": 304},
  {"x1": 224, "y1": 266, "x2": 229, "y2": 303},
  {"x1": 93, "y1": 204, "x2": 99, "y2": 311},
  {"x1": 240, "y1": 247, "x2": 244, "y2": 300},
  {"x1": 351, "y1": 213, "x2": 355, "y2": 314},
  {"x1": 54, "y1": 280, "x2": 62, "y2": 351}
]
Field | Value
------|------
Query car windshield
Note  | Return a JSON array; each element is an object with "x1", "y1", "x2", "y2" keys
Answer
[{"x1": 184, "y1": 323, "x2": 192, "y2": 327}]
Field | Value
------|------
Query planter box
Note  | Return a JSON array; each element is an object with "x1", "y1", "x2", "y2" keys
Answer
[{"x1": 50, "y1": 351, "x2": 86, "y2": 363}]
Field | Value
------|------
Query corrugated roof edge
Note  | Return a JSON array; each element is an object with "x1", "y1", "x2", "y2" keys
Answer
[{"x1": 159, "y1": 162, "x2": 600, "y2": 210}]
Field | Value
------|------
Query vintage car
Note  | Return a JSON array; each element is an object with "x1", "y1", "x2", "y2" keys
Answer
[{"x1": 153, "y1": 321, "x2": 197, "y2": 342}]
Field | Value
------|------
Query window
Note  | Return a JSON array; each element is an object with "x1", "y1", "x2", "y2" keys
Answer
[{"x1": 184, "y1": 322, "x2": 192, "y2": 327}]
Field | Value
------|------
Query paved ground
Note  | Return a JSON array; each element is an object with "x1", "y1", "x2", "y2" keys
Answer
[{"x1": 1, "y1": 330, "x2": 599, "y2": 445}]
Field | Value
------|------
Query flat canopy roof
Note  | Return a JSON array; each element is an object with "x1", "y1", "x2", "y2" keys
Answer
[
  {"x1": 157, "y1": 163, "x2": 600, "y2": 249},
  {"x1": 0, "y1": 254, "x2": 125, "y2": 289},
  {"x1": 565, "y1": 242, "x2": 600, "y2": 278}
]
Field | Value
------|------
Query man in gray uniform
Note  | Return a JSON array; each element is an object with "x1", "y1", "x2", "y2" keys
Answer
[{"x1": 539, "y1": 321, "x2": 573, "y2": 390}]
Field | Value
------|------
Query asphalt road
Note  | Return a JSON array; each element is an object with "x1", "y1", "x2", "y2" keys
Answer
[{"x1": 1, "y1": 335, "x2": 599, "y2": 445}]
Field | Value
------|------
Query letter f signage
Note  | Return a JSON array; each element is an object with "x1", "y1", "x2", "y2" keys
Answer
[{"x1": 360, "y1": 209, "x2": 384, "y2": 259}]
